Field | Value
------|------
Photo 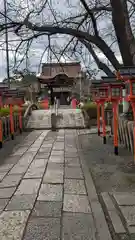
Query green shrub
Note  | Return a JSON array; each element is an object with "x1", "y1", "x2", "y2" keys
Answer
[
  {"x1": 82, "y1": 101, "x2": 123, "y2": 119},
  {"x1": 82, "y1": 102, "x2": 97, "y2": 119},
  {"x1": 0, "y1": 106, "x2": 26, "y2": 117}
]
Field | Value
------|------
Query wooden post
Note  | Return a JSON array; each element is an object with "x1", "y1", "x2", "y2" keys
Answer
[
  {"x1": 9, "y1": 104, "x2": 14, "y2": 140},
  {"x1": 97, "y1": 103, "x2": 100, "y2": 136},
  {"x1": 101, "y1": 102, "x2": 106, "y2": 144},
  {"x1": 0, "y1": 118, "x2": 3, "y2": 148},
  {"x1": 113, "y1": 101, "x2": 118, "y2": 155},
  {"x1": 131, "y1": 102, "x2": 135, "y2": 162},
  {"x1": 0, "y1": 96, "x2": 3, "y2": 108},
  {"x1": 19, "y1": 105, "x2": 22, "y2": 133}
]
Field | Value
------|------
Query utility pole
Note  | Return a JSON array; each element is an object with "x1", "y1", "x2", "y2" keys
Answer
[{"x1": 4, "y1": 0, "x2": 10, "y2": 88}]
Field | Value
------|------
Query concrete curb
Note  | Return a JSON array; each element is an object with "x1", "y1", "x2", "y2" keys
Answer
[{"x1": 25, "y1": 127, "x2": 87, "y2": 131}]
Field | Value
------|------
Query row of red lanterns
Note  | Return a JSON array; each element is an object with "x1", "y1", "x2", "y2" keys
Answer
[
  {"x1": 91, "y1": 66, "x2": 135, "y2": 162},
  {"x1": 0, "y1": 88, "x2": 25, "y2": 149}
]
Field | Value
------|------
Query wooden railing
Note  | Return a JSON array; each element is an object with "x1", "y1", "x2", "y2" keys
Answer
[
  {"x1": 2, "y1": 115, "x2": 20, "y2": 141},
  {"x1": 0, "y1": 103, "x2": 38, "y2": 146},
  {"x1": 118, "y1": 116, "x2": 134, "y2": 153}
]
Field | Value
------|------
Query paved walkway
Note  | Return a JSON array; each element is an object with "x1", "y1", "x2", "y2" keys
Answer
[
  {"x1": 0, "y1": 129, "x2": 135, "y2": 239},
  {"x1": 0, "y1": 129, "x2": 111, "y2": 240}
]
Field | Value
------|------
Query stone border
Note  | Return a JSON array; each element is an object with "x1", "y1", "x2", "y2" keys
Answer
[
  {"x1": 82, "y1": 109, "x2": 90, "y2": 128},
  {"x1": 23, "y1": 103, "x2": 38, "y2": 128},
  {"x1": 82, "y1": 109, "x2": 98, "y2": 128},
  {"x1": 25, "y1": 126, "x2": 87, "y2": 131}
]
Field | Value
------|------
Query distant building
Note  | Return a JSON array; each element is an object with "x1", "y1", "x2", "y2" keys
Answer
[
  {"x1": 73, "y1": 71, "x2": 91, "y2": 99},
  {"x1": 37, "y1": 62, "x2": 81, "y2": 105},
  {"x1": 0, "y1": 82, "x2": 8, "y2": 89}
]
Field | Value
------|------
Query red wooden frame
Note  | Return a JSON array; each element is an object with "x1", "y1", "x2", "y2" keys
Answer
[{"x1": 108, "y1": 84, "x2": 123, "y2": 102}]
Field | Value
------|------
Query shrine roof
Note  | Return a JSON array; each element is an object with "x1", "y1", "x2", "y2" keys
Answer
[
  {"x1": 37, "y1": 73, "x2": 76, "y2": 82},
  {"x1": 42, "y1": 61, "x2": 80, "y2": 67},
  {"x1": 91, "y1": 78, "x2": 124, "y2": 85},
  {"x1": 0, "y1": 83, "x2": 8, "y2": 89},
  {"x1": 39, "y1": 61, "x2": 81, "y2": 81}
]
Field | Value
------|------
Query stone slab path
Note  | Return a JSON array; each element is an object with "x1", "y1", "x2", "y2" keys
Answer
[
  {"x1": 0, "y1": 129, "x2": 113, "y2": 240},
  {"x1": 1, "y1": 129, "x2": 135, "y2": 239}
]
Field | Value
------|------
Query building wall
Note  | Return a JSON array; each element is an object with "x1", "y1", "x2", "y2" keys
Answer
[{"x1": 42, "y1": 62, "x2": 81, "y2": 78}]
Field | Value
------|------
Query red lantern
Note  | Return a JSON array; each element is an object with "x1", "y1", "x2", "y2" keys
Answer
[
  {"x1": 91, "y1": 81, "x2": 109, "y2": 144},
  {"x1": 91, "y1": 87, "x2": 101, "y2": 136},
  {"x1": 15, "y1": 98, "x2": 24, "y2": 106},
  {"x1": 109, "y1": 82, "x2": 123, "y2": 102},
  {"x1": 4, "y1": 97, "x2": 16, "y2": 106},
  {"x1": 101, "y1": 77, "x2": 124, "y2": 155}
]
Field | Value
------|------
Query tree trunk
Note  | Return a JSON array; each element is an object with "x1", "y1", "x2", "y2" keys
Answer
[
  {"x1": 110, "y1": 0, "x2": 134, "y2": 66},
  {"x1": 122, "y1": 0, "x2": 135, "y2": 64}
]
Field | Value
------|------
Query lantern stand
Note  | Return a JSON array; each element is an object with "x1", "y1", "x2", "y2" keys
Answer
[
  {"x1": 9, "y1": 103, "x2": 14, "y2": 140},
  {"x1": 19, "y1": 105, "x2": 22, "y2": 134},
  {"x1": 0, "y1": 117, "x2": 2, "y2": 148},
  {"x1": 118, "y1": 66, "x2": 135, "y2": 162},
  {"x1": 0, "y1": 93, "x2": 3, "y2": 148},
  {"x1": 98, "y1": 86, "x2": 109, "y2": 144},
  {"x1": 111, "y1": 85, "x2": 123, "y2": 155},
  {"x1": 130, "y1": 100, "x2": 135, "y2": 162},
  {"x1": 91, "y1": 82, "x2": 108, "y2": 144},
  {"x1": 4, "y1": 93, "x2": 16, "y2": 141},
  {"x1": 97, "y1": 100, "x2": 101, "y2": 136},
  {"x1": 100, "y1": 99, "x2": 107, "y2": 144},
  {"x1": 112, "y1": 101, "x2": 119, "y2": 155},
  {"x1": 16, "y1": 98, "x2": 24, "y2": 134},
  {"x1": 91, "y1": 87, "x2": 101, "y2": 136},
  {"x1": 3, "y1": 89, "x2": 25, "y2": 140},
  {"x1": 102, "y1": 77, "x2": 124, "y2": 155}
]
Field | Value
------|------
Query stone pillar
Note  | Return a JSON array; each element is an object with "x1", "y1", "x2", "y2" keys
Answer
[
  {"x1": 122, "y1": 89, "x2": 129, "y2": 113},
  {"x1": 51, "y1": 113, "x2": 56, "y2": 131}
]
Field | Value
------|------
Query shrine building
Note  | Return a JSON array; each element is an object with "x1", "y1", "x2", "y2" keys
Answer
[{"x1": 37, "y1": 62, "x2": 81, "y2": 105}]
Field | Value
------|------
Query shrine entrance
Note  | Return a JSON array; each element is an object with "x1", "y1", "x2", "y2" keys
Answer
[
  {"x1": 60, "y1": 92, "x2": 70, "y2": 105},
  {"x1": 37, "y1": 62, "x2": 81, "y2": 106},
  {"x1": 38, "y1": 74, "x2": 74, "y2": 106},
  {"x1": 53, "y1": 89, "x2": 71, "y2": 105}
]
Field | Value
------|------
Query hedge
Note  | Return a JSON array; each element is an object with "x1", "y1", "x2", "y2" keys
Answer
[
  {"x1": 0, "y1": 106, "x2": 27, "y2": 117},
  {"x1": 82, "y1": 102, "x2": 123, "y2": 119},
  {"x1": 82, "y1": 102, "x2": 97, "y2": 119}
]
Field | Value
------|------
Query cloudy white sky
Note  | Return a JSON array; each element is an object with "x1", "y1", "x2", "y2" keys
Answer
[{"x1": 0, "y1": 0, "x2": 122, "y2": 81}]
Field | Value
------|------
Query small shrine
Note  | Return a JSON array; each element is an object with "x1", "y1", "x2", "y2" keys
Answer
[{"x1": 37, "y1": 62, "x2": 81, "y2": 105}]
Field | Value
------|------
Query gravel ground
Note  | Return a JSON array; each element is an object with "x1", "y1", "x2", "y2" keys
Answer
[
  {"x1": 78, "y1": 133, "x2": 135, "y2": 193},
  {"x1": 0, "y1": 131, "x2": 31, "y2": 166}
]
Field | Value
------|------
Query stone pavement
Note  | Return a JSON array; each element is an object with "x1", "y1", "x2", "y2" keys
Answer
[
  {"x1": 1, "y1": 129, "x2": 135, "y2": 239},
  {"x1": 102, "y1": 192, "x2": 135, "y2": 238},
  {"x1": 0, "y1": 129, "x2": 113, "y2": 240},
  {"x1": 27, "y1": 109, "x2": 85, "y2": 129}
]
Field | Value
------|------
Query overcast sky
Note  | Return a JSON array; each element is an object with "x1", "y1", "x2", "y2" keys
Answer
[{"x1": 0, "y1": 0, "x2": 122, "y2": 81}]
